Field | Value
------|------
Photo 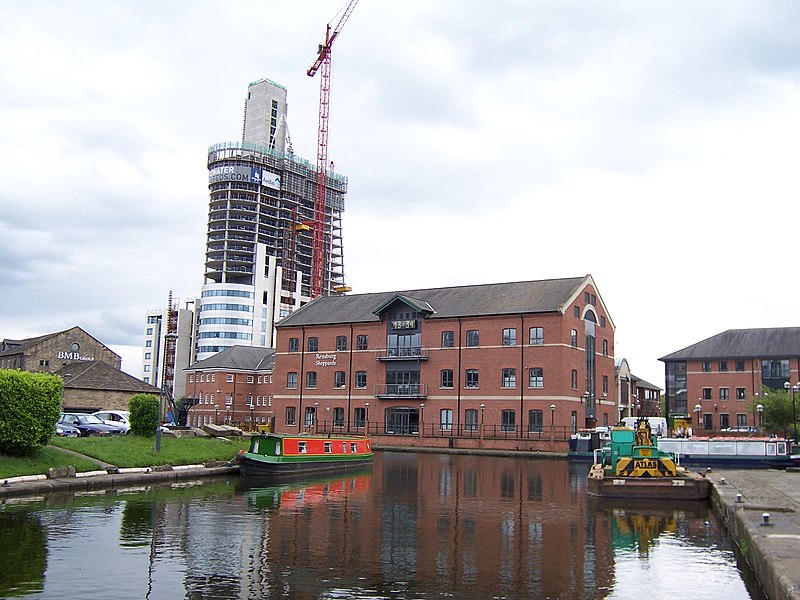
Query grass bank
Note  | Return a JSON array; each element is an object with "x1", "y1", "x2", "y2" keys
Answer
[{"x1": 0, "y1": 435, "x2": 251, "y2": 479}]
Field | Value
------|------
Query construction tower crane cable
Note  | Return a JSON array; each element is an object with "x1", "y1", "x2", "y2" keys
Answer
[{"x1": 307, "y1": 0, "x2": 360, "y2": 298}]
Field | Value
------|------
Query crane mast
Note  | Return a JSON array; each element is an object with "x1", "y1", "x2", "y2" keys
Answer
[{"x1": 307, "y1": 0, "x2": 359, "y2": 298}]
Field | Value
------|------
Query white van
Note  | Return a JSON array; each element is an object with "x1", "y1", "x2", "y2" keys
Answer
[{"x1": 620, "y1": 416, "x2": 668, "y2": 438}]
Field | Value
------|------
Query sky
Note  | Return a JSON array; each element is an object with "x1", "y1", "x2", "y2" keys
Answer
[{"x1": 1, "y1": 0, "x2": 799, "y2": 389}]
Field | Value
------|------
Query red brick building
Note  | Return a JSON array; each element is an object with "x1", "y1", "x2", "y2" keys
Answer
[
  {"x1": 660, "y1": 327, "x2": 800, "y2": 431},
  {"x1": 184, "y1": 346, "x2": 275, "y2": 429},
  {"x1": 269, "y1": 275, "x2": 615, "y2": 449}
]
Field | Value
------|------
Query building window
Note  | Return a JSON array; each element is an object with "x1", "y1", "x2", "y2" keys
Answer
[
  {"x1": 440, "y1": 409, "x2": 453, "y2": 431},
  {"x1": 502, "y1": 328, "x2": 516, "y2": 346},
  {"x1": 289, "y1": 337, "x2": 299, "y2": 352},
  {"x1": 308, "y1": 337, "x2": 318, "y2": 352},
  {"x1": 571, "y1": 330, "x2": 578, "y2": 347},
  {"x1": 735, "y1": 360, "x2": 745, "y2": 372},
  {"x1": 571, "y1": 369, "x2": 578, "y2": 389},
  {"x1": 333, "y1": 407, "x2": 345, "y2": 426},
  {"x1": 227, "y1": 374, "x2": 233, "y2": 383},
  {"x1": 466, "y1": 330, "x2": 479, "y2": 347},
  {"x1": 304, "y1": 408, "x2": 315, "y2": 427},
  {"x1": 442, "y1": 331, "x2": 454, "y2": 348},
  {"x1": 144, "y1": 353, "x2": 151, "y2": 360},
  {"x1": 354, "y1": 407, "x2": 366, "y2": 428},
  {"x1": 286, "y1": 406, "x2": 296, "y2": 425},
  {"x1": 501, "y1": 410, "x2": 516, "y2": 432},
  {"x1": 501, "y1": 368, "x2": 516, "y2": 388},
  {"x1": 147, "y1": 327, "x2": 153, "y2": 335},
  {"x1": 247, "y1": 375, "x2": 254, "y2": 383},
  {"x1": 574, "y1": 306, "x2": 581, "y2": 317},
  {"x1": 600, "y1": 315, "x2": 606, "y2": 328},
  {"x1": 355, "y1": 371, "x2": 367, "y2": 388},
  {"x1": 703, "y1": 388, "x2": 712, "y2": 400},
  {"x1": 465, "y1": 409, "x2": 478, "y2": 431},
  {"x1": 465, "y1": 369, "x2": 479, "y2": 388},
  {"x1": 211, "y1": 374, "x2": 216, "y2": 382},
  {"x1": 736, "y1": 387, "x2": 746, "y2": 400},
  {"x1": 336, "y1": 336, "x2": 347, "y2": 351},
  {"x1": 306, "y1": 371, "x2": 317, "y2": 388},
  {"x1": 702, "y1": 361, "x2": 711, "y2": 372},
  {"x1": 334, "y1": 371, "x2": 346, "y2": 388},
  {"x1": 528, "y1": 409, "x2": 543, "y2": 432},
  {"x1": 736, "y1": 413, "x2": 747, "y2": 427},
  {"x1": 585, "y1": 292, "x2": 591, "y2": 304},
  {"x1": 720, "y1": 388, "x2": 729, "y2": 400},
  {"x1": 440, "y1": 369, "x2": 454, "y2": 388},
  {"x1": 146, "y1": 340, "x2": 152, "y2": 348},
  {"x1": 602, "y1": 375, "x2": 608, "y2": 394},
  {"x1": 719, "y1": 361, "x2": 728, "y2": 372},
  {"x1": 357, "y1": 335, "x2": 368, "y2": 350},
  {"x1": 529, "y1": 368, "x2": 544, "y2": 388},
  {"x1": 529, "y1": 327, "x2": 543, "y2": 345},
  {"x1": 287, "y1": 372, "x2": 298, "y2": 389},
  {"x1": 602, "y1": 339, "x2": 608, "y2": 356}
]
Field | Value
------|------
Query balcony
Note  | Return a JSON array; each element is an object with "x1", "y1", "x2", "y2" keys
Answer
[
  {"x1": 374, "y1": 384, "x2": 428, "y2": 399},
  {"x1": 376, "y1": 347, "x2": 429, "y2": 361}
]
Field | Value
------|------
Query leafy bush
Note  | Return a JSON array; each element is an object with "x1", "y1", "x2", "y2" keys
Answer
[
  {"x1": 128, "y1": 394, "x2": 159, "y2": 437},
  {"x1": 0, "y1": 370, "x2": 62, "y2": 457}
]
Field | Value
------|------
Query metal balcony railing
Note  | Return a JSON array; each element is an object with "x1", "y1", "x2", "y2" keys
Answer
[
  {"x1": 374, "y1": 383, "x2": 428, "y2": 399},
  {"x1": 376, "y1": 347, "x2": 429, "y2": 361}
]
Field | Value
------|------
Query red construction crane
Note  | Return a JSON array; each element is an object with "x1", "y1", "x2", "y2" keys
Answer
[{"x1": 307, "y1": 0, "x2": 359, "y2": 298}]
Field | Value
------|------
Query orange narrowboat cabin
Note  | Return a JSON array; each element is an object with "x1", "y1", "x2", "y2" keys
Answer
[{"x1": 239, "y1": 433, "x2": 373, "y2": 477}]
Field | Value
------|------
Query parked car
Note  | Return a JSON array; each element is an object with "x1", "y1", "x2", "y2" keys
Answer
[
  {"x1": 55, "y1": 421, "x2": 80, "y2": 437},
  {"x1": 58, "y1": 413, "x2": 120, "y2": 437},
  {"x1": 93, "y1": 410, "x2": 131, "y2": 434}
]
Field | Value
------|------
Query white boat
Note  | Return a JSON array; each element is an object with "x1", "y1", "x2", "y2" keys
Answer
[{"x1": 656, "y1": 436, "x2": 793, "y2": 469}]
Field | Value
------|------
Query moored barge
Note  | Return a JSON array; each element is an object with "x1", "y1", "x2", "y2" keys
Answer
[
  {"x1": 587, "y1": 418, "x2": 710, "y2": 501},
  {"x1": 239, "y1": 433, "x2": 373, "y2": 477}
]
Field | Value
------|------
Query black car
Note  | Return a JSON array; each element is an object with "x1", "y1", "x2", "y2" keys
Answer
[{"x1": 58, "y1": 413, "x2": 120, "y2": 437}]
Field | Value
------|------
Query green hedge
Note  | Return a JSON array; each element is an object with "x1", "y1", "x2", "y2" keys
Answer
[
  {"x1": 0, "y1": 370, "x2": 63, "y2": 457},
  {"x1": 128, "y1": 393, "x2": 159, "y2": 437}
]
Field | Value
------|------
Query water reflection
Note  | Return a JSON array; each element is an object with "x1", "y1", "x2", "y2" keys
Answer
[{"x1": 0, "y1": 452, "x2": 762, "y2": 599}]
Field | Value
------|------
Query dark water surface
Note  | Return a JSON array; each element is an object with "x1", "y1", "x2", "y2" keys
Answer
[{"x1": 0, "y1": 452, "x2": 765, "y2": 599}]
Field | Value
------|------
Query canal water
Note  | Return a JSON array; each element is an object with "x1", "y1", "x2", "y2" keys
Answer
[{"x1": 0, "y1": 452, "x2": 766, "y2": 599}]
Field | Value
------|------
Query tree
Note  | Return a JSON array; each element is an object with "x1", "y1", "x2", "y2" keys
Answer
[
  {"x1": 128, "y1": 394, "x2": 159, "y2": 437},
  {"x1": 0, "y1": 370, "x2": 62, "y2": 456},
  {"x1": 762, "y1": 387, "x2": 794, "y2": 436}
]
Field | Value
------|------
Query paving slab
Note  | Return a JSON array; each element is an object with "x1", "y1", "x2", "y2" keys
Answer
[{"x1": 710, "y1": 469, "x2": 800, "y2": 600}]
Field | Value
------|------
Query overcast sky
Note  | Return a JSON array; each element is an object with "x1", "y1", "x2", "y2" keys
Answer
[{"x1": 2, "y1": 1, "x2": 799, "y2": 388}]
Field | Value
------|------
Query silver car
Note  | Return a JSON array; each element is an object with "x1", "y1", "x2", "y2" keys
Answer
[{"x1": 93, "y1": 410, "x2": 131, "y2": 434}]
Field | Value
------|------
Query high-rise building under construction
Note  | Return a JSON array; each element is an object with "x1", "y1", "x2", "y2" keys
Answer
[{"x1": 196, "y1": 78, "x2": 348, "y2": 360}]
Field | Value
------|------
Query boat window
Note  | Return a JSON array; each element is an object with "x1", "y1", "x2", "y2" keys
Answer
[
  {"x1": 299, "y1": 441, "x2": 307, "y2": 453},
  {"x1": 342, "y1": 442, "x2": 348, "y2": 453},
  {"x1": 778, "y1": 441, "x2": 786, "y2": 455},
  {"x1": 253, "y1": 440, "x2": 259, "y2": 453},
  {"x1": 275, "y1": 441, "x2": 281, "y2": 455},
  {"x1": 324, "y1": 442, "x2": 332, "y2": 453},
  {"x1": 350, "y1": 443, "x2": 358, "y2": 453}
]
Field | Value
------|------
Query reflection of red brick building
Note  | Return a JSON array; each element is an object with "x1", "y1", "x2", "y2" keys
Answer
[{"x1": 269, "y1": 275, "x2": 616, "y2": 448}]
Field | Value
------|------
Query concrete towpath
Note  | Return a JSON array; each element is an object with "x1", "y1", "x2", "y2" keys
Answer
[{"x1": 710, "y1": 468, "x2": 800, "y2": 600}]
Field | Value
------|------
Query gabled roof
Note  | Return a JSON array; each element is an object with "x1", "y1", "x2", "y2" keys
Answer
[
  {"x1": 659, "y1": 327, "x2": 800, "y2": 361},
  {"x1": 278, "y1": 276, "x2": 600, "y2": 327},
  {"x1": 186, "y1": 346, "x2": 275, "y2": 372},
  {"x1": 0, "y1": 326, "x2": 119, "y2": 360},
  {"x1": 372, "y1": 294, "x2": 435, "y2": 318},
  {"x1": 632, "y1": 374, "x2": 661, "y2": 391},
  {"x1": 54, "y1": 361, "x2": 159, "y2": 394}
]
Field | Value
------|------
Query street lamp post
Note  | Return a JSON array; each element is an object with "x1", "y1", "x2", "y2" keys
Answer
[
  {"x1": 365, "y1": 402, "x2": 370, "y2": 434},
  {"x1": 214, "y1": 404, "x2": 219, "y2": 425},
  {"x1": 757, "y1": 403, "x2": 764, "y2": 431},
  {"x1": 618, "y1": 404, "x2": 625, "y2": 424},
  {"x1": 479, "y1": 403, "x2": 485, "y2": 443},
  {"x1": 250, "y1": 404, "x2": 254, "y2": 432},
  {"x1": 419, "y1": 403, "x2": 425, "y2": 437},
  {"x1": 694, "y1": 403, "x2": 702, "y2": 429},
  {"x1": 549, "y1": 403, "x2": 556, "y2": 443},
  {"x1": 793, "y1": 383, "x2": 800, "y2": 442}
]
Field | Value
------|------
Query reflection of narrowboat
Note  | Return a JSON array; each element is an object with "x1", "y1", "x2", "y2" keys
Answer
[
  {"x1": 237, "y1": 470, "x2": 372, "y2": 510},
  {"x1": 239, "y1": 433, "x2": 373, "y2": 477},
  {"x1": 587, "y1": 418, "x2": 710, "y2": 501}
]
